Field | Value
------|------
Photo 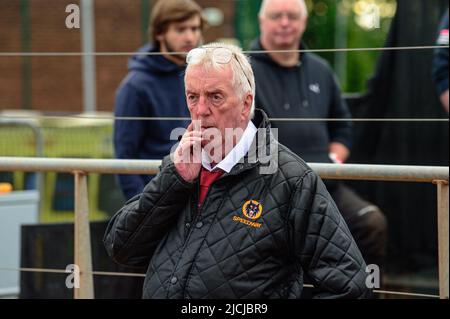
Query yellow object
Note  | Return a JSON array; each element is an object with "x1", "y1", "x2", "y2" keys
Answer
[{"x1": 0, "y1": 183, "x2": 13, "y2": 193}]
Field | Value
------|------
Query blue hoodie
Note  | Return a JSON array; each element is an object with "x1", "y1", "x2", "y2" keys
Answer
[{"x1": 114, "y1": 44, "x2": 190, "y2": 200}]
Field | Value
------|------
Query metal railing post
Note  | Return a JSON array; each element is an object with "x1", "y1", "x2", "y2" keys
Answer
[
  {"x1": 435, "y1": 180, "x2": 449, "y2": 299},
  {"x1": 74, "y1": 171, "x2": 94, "y2": 299}
]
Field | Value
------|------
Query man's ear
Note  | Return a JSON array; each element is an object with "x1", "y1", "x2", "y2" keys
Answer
[
  {"x1": 241, "y1": 93, "x2": 253, "y2": 120},
  {"x1": 155, "y1": 32, "x2": 165, "y2": 45}
]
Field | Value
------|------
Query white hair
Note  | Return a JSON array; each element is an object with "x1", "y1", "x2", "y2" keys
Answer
[
  {"x1": 259, "y1": 0, "x2": 308, "y2": 19},
  {"x1": 185, "y1": 43, "x2": 256, "y2": 119}
]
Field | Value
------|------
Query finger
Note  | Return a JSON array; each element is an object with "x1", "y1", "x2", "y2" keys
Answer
[
  {"x1": 181, "y1": 131, "x2": 202, "y2": 140},
  {"x1": 181, "y1": 135, "x2": 203, "y2": 142},
  {"x1": 192, "y1": 120, "x2": 202, "y2": 132},
  {"x1": 178, "y1": 138, "x2": 202, "y2": 154},
  {"x1": 177, "y1": 139, "x2": 202, "y2": 161},
  {"x1": 180, "y1": 137, "x2": 202, "y2": 147}
]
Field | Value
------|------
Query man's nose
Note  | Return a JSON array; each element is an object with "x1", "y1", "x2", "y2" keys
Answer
[
  {"x1": 196, "y1": 96, "x2": 210, "y2": 116},
  {"x1": 280, "y1": 15, "x2": 290, "y2": 26},
  {"x1": 184, "y1": 29, "x2": 196, "y2": 43}
]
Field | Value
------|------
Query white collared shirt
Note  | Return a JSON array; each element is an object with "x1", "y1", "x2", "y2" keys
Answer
[{"x1": 202, "y1": 121, "x2": 258, "y2": 173}]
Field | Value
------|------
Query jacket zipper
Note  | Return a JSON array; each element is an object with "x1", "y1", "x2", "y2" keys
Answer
[
  {"x1": 169, "y1": 169, "x2": 252, "y2": 297},
  {"x1": 179, "y1": 176, "x2": 226, "y2": 298},
  {"x1": 165, "y1": 180, "x2": 200, "y2": 298},
  {"x1": 166, "y1": 177, "x2": 221, "y2": 298}
]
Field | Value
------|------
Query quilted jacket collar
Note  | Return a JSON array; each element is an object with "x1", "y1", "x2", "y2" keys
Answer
[{"x1": 226, "y1": 108, "x2": 278, "y2": 176}]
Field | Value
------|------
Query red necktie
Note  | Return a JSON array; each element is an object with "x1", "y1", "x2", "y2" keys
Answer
[{"x1": 198, "y1": 166, "x2": 224, "y2": 208}]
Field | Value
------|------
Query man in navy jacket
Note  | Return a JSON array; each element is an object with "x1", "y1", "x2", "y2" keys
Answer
[
  {"x1": 250, "y1": 0, "x2": 387, "y2": 268},
  {"x1": 114, "y1": 0, "x2": 204, "y2": 199},
  {"x1": 433, "y1": 10, "x2": 449, "y2": 113}
]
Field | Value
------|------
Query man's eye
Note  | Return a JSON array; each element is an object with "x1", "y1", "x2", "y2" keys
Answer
[
  {"x1": 210, "y1": 95, "x2": 224, "y2": 105},
  {"x1": 188, "y1": 95, "x2": 198, "y2": 102},
  {"x1": 269, "y1": 13, "x2": 281, "y2": 20}
]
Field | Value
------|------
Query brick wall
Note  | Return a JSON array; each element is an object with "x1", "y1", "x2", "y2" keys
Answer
[
  {"x1": 0, "y1": 0, "x2": 26, "y2": 110},
  {"x1": 0, "y1": 0, "x2": 235, "y2": 113}
]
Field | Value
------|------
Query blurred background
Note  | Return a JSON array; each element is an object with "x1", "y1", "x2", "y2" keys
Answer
[
  {"x1": 0, "y1": 0, "x2": 448, "y2": 298},
  {"x1": 1, "y1": 0, "x2": 397, "y2": 113}
]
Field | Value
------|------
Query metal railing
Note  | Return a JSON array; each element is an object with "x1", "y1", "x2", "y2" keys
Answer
[{"x1": 0, "y1": 157, "x2": 448, "y2": 299}]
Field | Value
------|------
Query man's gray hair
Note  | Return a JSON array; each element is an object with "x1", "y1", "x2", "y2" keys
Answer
[
  {"x1": 259, "y1": 0, "x2": 308, "y2": 19},
  {"x1": 185, "y1": 43, "x2": 256, "y2": 118}
]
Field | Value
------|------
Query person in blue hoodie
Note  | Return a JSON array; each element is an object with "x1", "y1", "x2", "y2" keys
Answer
[{"x1": 114, "y1": 0, "x2": 204, "y2": 200}]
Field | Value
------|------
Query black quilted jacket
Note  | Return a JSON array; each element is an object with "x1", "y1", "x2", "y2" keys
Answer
[{"x1": 104, "y1": 110, "x2": 371, "y2": 299}]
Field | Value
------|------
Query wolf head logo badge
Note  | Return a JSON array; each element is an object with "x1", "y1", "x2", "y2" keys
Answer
[{"x1": 242, "y1": 200, "x2": 263, "y2": 220}]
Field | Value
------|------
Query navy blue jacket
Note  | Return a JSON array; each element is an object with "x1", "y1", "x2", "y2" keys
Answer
[
  {"x1": 433, "y1": 11, "x2": 449, "y2": 96},
  {"x1": 114, "y1": 44, "x2": 190, "y2": 200},
  {"x1": 249, "y1": 40, "x2": 353, "y2": 165}
]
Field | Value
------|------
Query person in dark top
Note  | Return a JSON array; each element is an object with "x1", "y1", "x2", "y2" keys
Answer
[
  {"x1": 250, "y1": 0, "x2": 387, "y2": 268},
  {"x1": 114, "y1": 0, "x2": 204, "y2": 199},
  {"x1": 433, "y1": 9, "x2": 449, "y2": 113}
]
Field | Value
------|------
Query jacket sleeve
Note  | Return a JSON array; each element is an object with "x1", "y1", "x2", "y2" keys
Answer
[
  {"x1": 290, "y1": 170, "x2": 372, "y2": 299},
  {"x1": 103, "y1": 159, "x2": 195, "y2": 269},
  {"x1": 114, "y1": 82, "x2": 148, "y2": 199},
  {"x1": 432, "y1": 11, "x2": 449, "y2": 96},
  {"x1": 327, "y1": 73, "x2": 353, "y2": 151}
]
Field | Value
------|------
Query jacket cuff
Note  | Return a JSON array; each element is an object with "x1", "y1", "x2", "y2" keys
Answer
[{"x1": 166, "y1": 162, "x2": 198, "y2": 189}]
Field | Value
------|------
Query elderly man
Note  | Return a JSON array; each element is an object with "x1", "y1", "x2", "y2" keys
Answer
[
  {"x1": 104, "y1": 43, "x2": 371, "y2": 299},
  {"x1": 250, "y1": 0, "x2": 387, "y2": 269}
]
